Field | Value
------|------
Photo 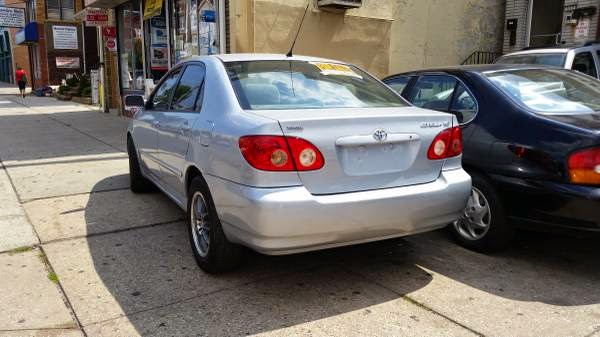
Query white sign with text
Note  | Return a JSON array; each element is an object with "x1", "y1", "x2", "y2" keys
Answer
[
  {"x1": 0, "y1": 7, "x2": 25, "y2": 28},
  {"x1": 52, "y1": 26, "x2": 78, "y2": 49}
]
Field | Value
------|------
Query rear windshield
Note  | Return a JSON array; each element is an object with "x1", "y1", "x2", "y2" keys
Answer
[
  {"x1": 485, "y1": 68, "x2": 600, "y2": 115},
  {"x1": 225, "y1": 60, "x2": 408, "y2": 110},
  {"x1": 495, "y1": 53, "x2": 566, "y2": 67}
]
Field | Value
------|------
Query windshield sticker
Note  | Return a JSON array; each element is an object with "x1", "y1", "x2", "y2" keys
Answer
[{"x1": 311, "y1": 62, "x2": 362, "y2": 78}]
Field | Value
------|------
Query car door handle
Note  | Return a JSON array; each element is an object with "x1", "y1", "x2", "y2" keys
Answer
[
  {"x1": 200, "y1": 120, "x2": 215, "y2": 147},
  {"x1": 180, "y1": 122, "x2": 191, "y2": 135}
]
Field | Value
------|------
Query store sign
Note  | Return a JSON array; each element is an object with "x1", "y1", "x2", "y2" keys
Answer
[
  {"x1": 52, "y1": 26, "x2": 78, "y2": 49},
  {"x1": 105, "y1": 37, "x2": 117, "y2": 52},
  {"x1": 575, "y1": 18, "x2": 590, "y2": 43},
  {"x1": 0, "y1": 6, "x2": 24, "y2": 28},
  {"x1": 200, "y1": 9, "x2": 215, "y2": 23},
  {"x1": 85, "y1": 8, "x2": 109, "y2": 27},
  {"x1": 56, "y1": 56, "x2": 80, "y2": 69}
]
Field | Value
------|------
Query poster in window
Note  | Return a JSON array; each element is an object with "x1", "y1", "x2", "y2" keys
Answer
[
  {"x1": 198, "y1": 1, "x2": 217, "y2": 55},
  {"x1": 52, "y1": 26, "x2": 78, "y2": 49},
  {"x1": 56, "y1": 56, "x2": 80, "y2": 68},
  {"x1": 150, "y1": 17, "x2": 168, "y2": 71}
]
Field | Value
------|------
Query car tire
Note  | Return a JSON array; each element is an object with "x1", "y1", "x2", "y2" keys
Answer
[
  {"x1": 450, "y1": 171, "x2": 513, "y2": 252},
  {"x1": 127, "y1": 137, "x2": 154, "y2": 193},
  {"x1": 187, "y1": 176, "x2": 244, "y2": 273}
]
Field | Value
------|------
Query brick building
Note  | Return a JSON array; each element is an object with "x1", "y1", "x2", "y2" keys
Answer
[{"x1": 13, "y1": 0, "x2": 100, "y2": 88}]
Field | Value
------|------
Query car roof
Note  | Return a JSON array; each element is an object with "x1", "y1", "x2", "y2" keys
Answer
[
  {"x1": 184, "y1": 53, "x2": 344, "y2": 64},
  {"x1": 386, "y1": 64, "x2": 560, "y2": 78},
  {"x1": 500, "y1": 48, "x2": 571, "y2": 56}
]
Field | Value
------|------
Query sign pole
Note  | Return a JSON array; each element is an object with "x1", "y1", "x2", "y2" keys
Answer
[{"x1": 97, "y1": 27, "x2": 107, "y2": 113}]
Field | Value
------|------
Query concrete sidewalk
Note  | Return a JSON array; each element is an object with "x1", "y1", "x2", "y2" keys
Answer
[{"x1": 0, "y1": 87, "x2": 599, "y2": 337}]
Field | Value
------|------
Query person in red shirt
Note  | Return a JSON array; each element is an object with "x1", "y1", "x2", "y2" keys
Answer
[{"x1": 15, "y1": 66, "x2": 27, "y2": 98}]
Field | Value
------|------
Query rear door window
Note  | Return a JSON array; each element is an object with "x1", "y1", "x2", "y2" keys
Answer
[
  {"x1": 572, "y1": 52, "x2": 597, "y2": 78},
  {"x1": 384, "y1": 76, "x2": 411, "y2": 94},
  {"x1": 407, "y1": 75, "x2": 457, "y2": 111},
  {"x1": 450, "y1": 83, "x2": 478, "y2": 124}
]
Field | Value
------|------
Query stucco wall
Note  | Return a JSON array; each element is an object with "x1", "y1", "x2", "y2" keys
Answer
[
  {"x1": 231, "y1": 0, "x2": 393, "y2": 77},
  {"x1": 390, "y1": 0, "x2": 506, "y2": 73}
]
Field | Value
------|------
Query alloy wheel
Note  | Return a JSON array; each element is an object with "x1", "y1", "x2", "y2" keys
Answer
[
  {"x1": 190, "y1": 191, "x2": 211, "y2": 257},
  {"x1": 454, "y1": 187, "x2": 491, "y2": 240}
]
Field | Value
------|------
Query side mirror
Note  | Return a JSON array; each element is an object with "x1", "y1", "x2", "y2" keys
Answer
[{"x1": 124, "y1": 95, "x2": 145, "y2": 116}]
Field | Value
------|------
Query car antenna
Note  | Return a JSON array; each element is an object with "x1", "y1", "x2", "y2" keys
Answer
[{"x1": 286, "y1": 3, "x2": 310, "y2": 57}]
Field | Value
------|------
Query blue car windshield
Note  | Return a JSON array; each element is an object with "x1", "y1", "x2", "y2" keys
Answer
[
  {"x1": 485, "y1": 68, "x2": 600, "y2": 115},
  {"x1": 225, "y1": 60, "x2": 408, "y2": 110}
]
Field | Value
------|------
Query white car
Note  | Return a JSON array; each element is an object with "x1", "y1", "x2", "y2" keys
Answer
[{"x1": 495, "y1": 43, "x2": 600, "y2": 79}]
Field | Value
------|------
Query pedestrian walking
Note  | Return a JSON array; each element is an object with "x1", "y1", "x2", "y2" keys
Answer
[{"x1": 15, "y1": 66, "x2": 27, "y2": 98}]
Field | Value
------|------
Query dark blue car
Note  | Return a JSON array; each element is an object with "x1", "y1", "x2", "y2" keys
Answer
[{"x1": 384, "y1": 65, "x2": 600, "y2": 251}]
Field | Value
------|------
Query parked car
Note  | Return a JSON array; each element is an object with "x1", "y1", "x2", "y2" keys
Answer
[
  {"x1": 125, "y1": 54, "x2": 472, "y2": 273},
  {"x1": 384, "y1": 65, "x2": 600, "y2": 251},
  {"x1": 495, "y1": 43, "x2": 600, "y2": 79}
]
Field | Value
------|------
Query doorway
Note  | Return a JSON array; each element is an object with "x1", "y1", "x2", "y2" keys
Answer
[{"x1": 528, "y1": 0, "x2": 565, "y2": 47}]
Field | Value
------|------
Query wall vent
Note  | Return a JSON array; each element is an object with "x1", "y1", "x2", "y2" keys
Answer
[{"x1": 317, "y1": 0, "x2": 362, "y2": 11}]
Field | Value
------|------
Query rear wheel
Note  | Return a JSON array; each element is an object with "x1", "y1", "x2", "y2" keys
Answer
[
  {"x1": 187, "y1": 176, "x2": 244, "y2": 273},
  {"x1": 127, "y1": 137, "x2": 153, "y2": 193},
  {"x1": 450, "y1": 172, "x2": 513, "y2": 252}
]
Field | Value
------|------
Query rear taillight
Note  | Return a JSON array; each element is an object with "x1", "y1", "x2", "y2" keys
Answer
[
  {"x1": 568, "y1": 147, "x2": 600, "y2": 185},
  {"x1": 239, "y1": 135, "x2": 324, "y2": 171},
  {"x1": 427, "y1": 126, "x2": 462, "y2": 160}
]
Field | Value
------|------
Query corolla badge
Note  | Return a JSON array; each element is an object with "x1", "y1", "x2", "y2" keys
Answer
[
  {"x1": 373, "y1": 129, "x2": 388, "y2": 142},
  {"x1": 420, "y1": 121, "x2": 451, "y2": 128}
]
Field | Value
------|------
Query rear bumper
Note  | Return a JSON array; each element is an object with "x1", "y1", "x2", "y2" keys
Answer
[
  {"x1": 206, "y1": 169, "x2": 471, "y2": 255},
  {"x1": 491, "y1": 174, "x2": 600, "y2": 231}
]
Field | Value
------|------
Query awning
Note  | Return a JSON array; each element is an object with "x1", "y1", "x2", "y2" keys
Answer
[
  {"x1": 15, "y1": 22, "x2": 38, "y2": 45},
  {"x1": 84, "y1": 0, "x2": 129, "y2": 9}
]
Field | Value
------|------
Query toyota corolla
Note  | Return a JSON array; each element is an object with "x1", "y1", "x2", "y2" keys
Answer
[{"x1": 125, "y1": 54, "x2": 471, "y2": 273}]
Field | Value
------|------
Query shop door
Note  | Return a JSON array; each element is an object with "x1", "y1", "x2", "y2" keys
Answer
[
  {"x1": 84, "y1": 27, "x2": 99, "y2": 70},
  {"x1": 529, "y1": 0, "x2": 565, "y2": 47}
]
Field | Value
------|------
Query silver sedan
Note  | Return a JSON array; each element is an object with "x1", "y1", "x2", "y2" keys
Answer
[{"x1": 126, "y1": 54, "x2": 472, "y2": 273}]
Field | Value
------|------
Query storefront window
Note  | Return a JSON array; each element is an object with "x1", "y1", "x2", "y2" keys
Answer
[
  {"x1": 118, "y1": 0, "x2": 144, "y2": 91},
  {"x1": 144, "y1": 5, "x2": 168, "y2": 81},
  {"x1": 171, "y1": 0, "x2": 220, "y2": 64}
]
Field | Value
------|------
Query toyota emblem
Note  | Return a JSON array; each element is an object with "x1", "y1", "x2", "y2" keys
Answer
[{"x1": 373, "y1": 129, "x2": 388, "y2": 142}]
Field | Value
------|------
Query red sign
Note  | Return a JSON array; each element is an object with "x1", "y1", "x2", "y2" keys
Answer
[
  {"x1": 105, "y1": 37, "x2": 116, "y2": 51},
  {"x1": 85, "y1": 8, "x2": 109, "y2": 26},
  {"x1": 102, "y1": 26, "x2": 116, "y2": 38}
]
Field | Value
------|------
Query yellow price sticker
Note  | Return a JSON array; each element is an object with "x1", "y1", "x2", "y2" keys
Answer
[{"x1": 311, "y1": 62, "x2": 362, "y2": 78}]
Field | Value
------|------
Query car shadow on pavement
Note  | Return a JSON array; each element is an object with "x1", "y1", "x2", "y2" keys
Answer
[
  {"x1": 83, "y1": 176, "x2": 435, "y2": 335},
  {"x1": 82, "y1": 176, "x2": 600, "y2": 335}
]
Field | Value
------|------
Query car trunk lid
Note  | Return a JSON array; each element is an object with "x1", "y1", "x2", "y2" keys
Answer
[
  {"x1": 250, "y1": 107, "x2": 455, "y2": 194},
  {"x1": 540, "y1": 113, "x2": 600, "y2": 133}
]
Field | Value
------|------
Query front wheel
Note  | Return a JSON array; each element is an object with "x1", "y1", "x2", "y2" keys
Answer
[
  {"x1": 450, "y1": 172, "x2": 513, "y2": 252},
  {"x1": 187, "y1": 176, "x2": 244, "y2": 273}
]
